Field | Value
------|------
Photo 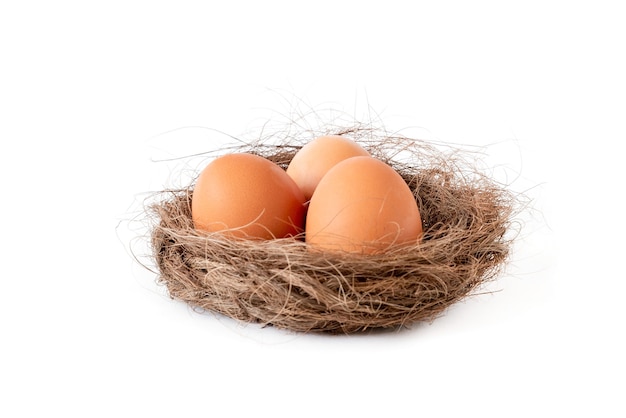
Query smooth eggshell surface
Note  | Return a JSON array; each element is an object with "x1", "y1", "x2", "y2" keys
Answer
[
  {"x1": 286, "y1": 135, "x2": 370, "y2": 201},
  {"x1": 305, "y1": 156, "x2": 423, "y2": 254},
  {"x1": 192, "y1": 153, "x2": 307, "y2": 239}
]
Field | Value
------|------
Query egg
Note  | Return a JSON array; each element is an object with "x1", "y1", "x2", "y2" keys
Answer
[
  {"x1": 305, "y1": 156, "x2": 423, "y2": 254},
  {"x1": 286, "y1": 135, "x2": 370, "y2": 200},
  {"x1": 191, "y1": 153, "x2": 307, "y2": 239}
]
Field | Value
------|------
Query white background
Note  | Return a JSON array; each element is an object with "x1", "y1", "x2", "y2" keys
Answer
[{"x1": 1, "y1": 1, "x2": 624, "y2": 417}]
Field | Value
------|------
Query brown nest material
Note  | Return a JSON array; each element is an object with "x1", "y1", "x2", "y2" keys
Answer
[{"x1": 149, "y1": 131, "x2": 518, "y2": 334}]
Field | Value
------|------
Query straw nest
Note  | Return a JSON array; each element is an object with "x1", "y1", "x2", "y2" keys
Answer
[{"x1": 149, "y1": 130, "x2": 518, "y2": 334}]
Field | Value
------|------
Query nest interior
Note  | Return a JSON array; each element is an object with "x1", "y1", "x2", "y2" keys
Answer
[{"x1": 149, "y1": 134, "x2": 516, "y2": 334}]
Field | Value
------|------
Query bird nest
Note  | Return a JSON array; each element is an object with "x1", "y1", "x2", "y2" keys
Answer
[{"x1": 148, "y1": 131, "x2": 518, "y2": 334}]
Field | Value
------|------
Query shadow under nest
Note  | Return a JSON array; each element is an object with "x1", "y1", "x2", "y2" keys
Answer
[{"x1": 149, "y1": 135, "x2": 517, "y2": 334}]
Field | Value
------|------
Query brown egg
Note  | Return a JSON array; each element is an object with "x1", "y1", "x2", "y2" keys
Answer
[
  {"x1": 305, "y1": 156, "x2": 423, "y2": 254},
  {"x1": 191, "y1": 153, "x2": 307, "y2": 239},
  {"x1": 286, "y1": 135, "x2": 370, "y2": 200}
]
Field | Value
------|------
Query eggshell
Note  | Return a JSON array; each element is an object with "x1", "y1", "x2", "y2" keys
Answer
[
  {"x1": 305, "y1": 156, "x2": 423, "y2": 254},
  {"x1": 191, "y1": 153, "x2": 307, "y2": 239},
  {"x1": 286, "y1": 135, "x2": 370, "y2": 200}
]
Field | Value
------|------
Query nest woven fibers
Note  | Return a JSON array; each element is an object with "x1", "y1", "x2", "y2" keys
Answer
[{"x1": 148, "y1": 128, "x2": 519, "y2": 334}]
